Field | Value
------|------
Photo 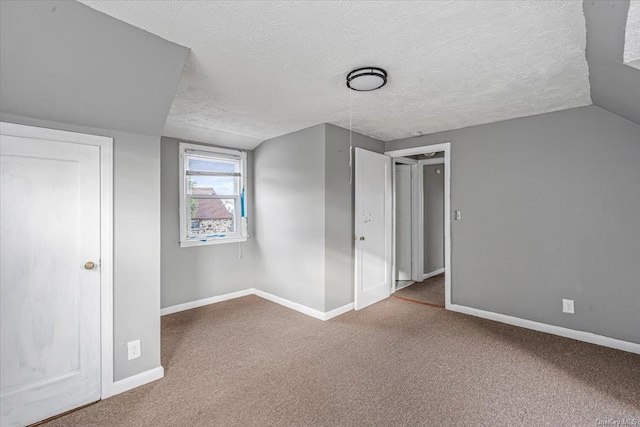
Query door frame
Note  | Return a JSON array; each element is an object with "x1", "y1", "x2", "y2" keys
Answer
[
  {"x1": 385, "y1": 143, "x2": 452, "y2": 308},
  {"x1": 0, "y1": 122, "x2": 115, "y2": 398}
]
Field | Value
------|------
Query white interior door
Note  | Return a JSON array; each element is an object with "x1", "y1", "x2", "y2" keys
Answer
[
  {"x1": 354, "y1": 148, "x2": 392, "y2": 310},
  {"x1": 395, "y1": 164, "x2": 412, "y2": 281},
  {"x1": 1, "y1": 134, "x2": 102, "y2": 426}
]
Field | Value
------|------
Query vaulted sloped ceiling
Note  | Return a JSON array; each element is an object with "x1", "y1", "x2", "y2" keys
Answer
[
  {"x1": 0, "y1": 1, "x2": 188, "y2": 136},
  {"x1": 80, "y1": 1, "x2": 591, "y2": 149},
  {"x1": 584, "y1": 0, "x2": 640, "y2": 126}
]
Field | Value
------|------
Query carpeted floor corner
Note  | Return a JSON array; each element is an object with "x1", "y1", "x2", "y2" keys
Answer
[{"x1": 46, "y1": 295, "x2": 640, "y2": 426}]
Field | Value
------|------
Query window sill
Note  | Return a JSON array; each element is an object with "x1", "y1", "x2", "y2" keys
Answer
[{"x1": 180, "y1": 236, "x2": 248, "y2": 248}]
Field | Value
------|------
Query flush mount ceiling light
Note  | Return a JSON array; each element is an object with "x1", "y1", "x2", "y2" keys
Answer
[{"x1": 346, "y1": 67, "x2": 388, "y2": 91}]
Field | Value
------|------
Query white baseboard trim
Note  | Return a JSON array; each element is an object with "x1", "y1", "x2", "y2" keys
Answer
[
  {"x1": 161, "y1": 288, "x2": 354, "y2": 321},
  {"x1": 395, "y1": 280, "x2": 415, "y2": 291},
  {"x1": 448, "y1": 304, "x2": 640, "y2": 355},
  {"x1": 105, "y1": 366, "x2": 164, "y2": 398},
  {"x1": 251, "y1": 290, "x2": 354, "y2": 321},
  {"x1": 421, "y1": 268, "x2": 445, "y2": 282},
  {"x1": 252, "y1": 288, "x2": 327, "y2": 320},
  {"x1": 160, "y1": 289, "x2": 253, "y2": 316},
  {"x1": 323, "y1": 303, "x2": 355, "y2": 320}
]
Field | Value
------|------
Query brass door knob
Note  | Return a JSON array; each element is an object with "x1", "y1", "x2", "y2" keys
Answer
[
  {"x1": 359, "y1": 236, "x2": 365, "y2": 241},
  {"x1": 84, "y1": 261, "x2": 96, "y2": 270}
]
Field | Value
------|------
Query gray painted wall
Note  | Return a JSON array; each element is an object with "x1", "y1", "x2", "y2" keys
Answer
[
  {"x1": 0, "y1": 1, "x2": 188, "y2": 136},
  {"x1": 423, "y1": 164, "x2": 444, "y2": 274},
  {"x1": 584, "y1": 0, "x2": 640, "y2": 126},
  {"x1": 324, "y1": 124, "x2": 385, "y2": 311},
  {"x1": 160, "y1": 137, "x2": 255, "y2": 308},
  {"x1": 253, "y1": 123, "x2": 384, "y2": 312},
  {"x1": 0, "y1": 113, "x2": 163, "y2": 381},
  {"x1": 0, "y1": 1, "x2": 187, "y2": 382},
  {"x1": 387, "y1": 106, "x2": 640, "y2": 344},
  {"x1": 253, "y1": 125, "x2": 327, "y2": 312}
]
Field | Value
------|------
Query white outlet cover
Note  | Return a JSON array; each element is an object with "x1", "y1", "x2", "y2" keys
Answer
[
  {"x1": 562, "y1": 299, "x2": 575, "y2": 314},
  {"x1": 127, "y1": 339, "x2": 141, "y2": 360}
]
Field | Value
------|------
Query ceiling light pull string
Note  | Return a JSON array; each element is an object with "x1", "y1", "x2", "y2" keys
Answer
[{"x1": 349, "y1": 83, "x2": 353, "y2": 185}]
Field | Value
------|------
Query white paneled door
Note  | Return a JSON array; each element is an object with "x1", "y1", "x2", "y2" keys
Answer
[
  {"x1": 1, "y1": 133, "x2": 102, "y2": 426},
  {"x1": 354, "y1": 148, "x2": 392, "y2": 310}
]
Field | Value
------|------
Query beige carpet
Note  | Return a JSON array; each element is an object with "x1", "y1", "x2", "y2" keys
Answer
[
  {"x1": 47, "y1": 295, "x2": 639, "y2": 426},
  {"x1": 394, "y1": 273, "x2": 445, "y2": 306}
]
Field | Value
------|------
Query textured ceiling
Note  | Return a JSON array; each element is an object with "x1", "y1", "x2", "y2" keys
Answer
[
  {"x1": 625, "y1": 0, "x2": 640, "y2": 66},
  {"x1": 80, "y1": 1, "x2": 591, "y2": 149}
]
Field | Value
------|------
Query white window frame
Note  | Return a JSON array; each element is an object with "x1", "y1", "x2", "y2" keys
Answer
[{"x1": 179, "y1": 142, "x2": 248, "y2": 247}]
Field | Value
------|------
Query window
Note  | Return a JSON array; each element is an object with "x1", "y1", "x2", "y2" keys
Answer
[{"x1": 179, "y1": 142, "x2": 248, "y2": 247}]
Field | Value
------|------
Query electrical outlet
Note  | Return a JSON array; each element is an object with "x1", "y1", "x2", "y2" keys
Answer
[
  {"x1": 127, "y1": 340, "x2": 141, "y2": 360},
  {"x1": 562, "y1": 299, "x2": 575, "y2": 314}
]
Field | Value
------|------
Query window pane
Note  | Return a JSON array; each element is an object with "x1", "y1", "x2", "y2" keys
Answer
[
  {"x1": 188, "y1": 175, "x2": 239, "y2": 196},
  {"x1": 189, "y1": 198, "x2": 236, "y2": 236},
  {"x1": 187, "y1": 154, "x2": 239, "y2": 174}
]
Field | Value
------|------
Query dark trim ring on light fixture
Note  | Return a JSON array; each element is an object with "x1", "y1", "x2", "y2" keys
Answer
[{"x1": 346, "y1": 67, "x2": 388, "y2": 91}]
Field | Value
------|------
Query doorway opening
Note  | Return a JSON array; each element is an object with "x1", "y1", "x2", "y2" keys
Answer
[
  {"x1": 387, "y1": 143, "x2": 451, "y2": 309},
  {"x1": 353, "y1": 143, "x2": 450, "y2": 311}
]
